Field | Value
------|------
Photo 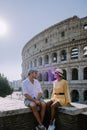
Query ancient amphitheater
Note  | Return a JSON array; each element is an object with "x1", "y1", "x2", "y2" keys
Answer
[{"x1": 22, "y1": 16, "x2": 87, "y2": 103}]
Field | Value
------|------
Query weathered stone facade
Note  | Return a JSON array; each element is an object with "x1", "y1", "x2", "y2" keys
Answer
[{"x1": 21, "y1": 16, "x2": 87, "y2": 103}]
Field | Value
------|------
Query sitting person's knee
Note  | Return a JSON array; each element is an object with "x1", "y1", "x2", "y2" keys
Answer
[
  {"x1": 41, "y1": 102, "x2": 46, "y2": 107},
  {"x1": 30, "y1": 102, "x2": 36, "y2": 108}
]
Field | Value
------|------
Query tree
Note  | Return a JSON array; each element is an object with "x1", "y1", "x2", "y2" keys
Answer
[{"x1": 0, "y1": 74, "x2": 13, "y2": 97}]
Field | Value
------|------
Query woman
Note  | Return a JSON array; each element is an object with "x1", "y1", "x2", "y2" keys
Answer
[{"x1": 47, "y1": 68, "x2": 71, "y2": 130}]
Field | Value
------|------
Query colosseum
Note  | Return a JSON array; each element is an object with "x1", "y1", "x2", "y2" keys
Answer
[{"x1": 21, "y1": 16, "x2": 87, "y2": 103}]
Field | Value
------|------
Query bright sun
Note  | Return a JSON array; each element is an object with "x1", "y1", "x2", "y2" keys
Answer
[{"x1": 0, "y1": 20, "x2": 8, "y2": 37}]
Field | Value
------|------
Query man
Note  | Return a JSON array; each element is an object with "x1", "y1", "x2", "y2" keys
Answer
[{"x1": 22, "y1": 69, "x2": 46, "y2": 130}]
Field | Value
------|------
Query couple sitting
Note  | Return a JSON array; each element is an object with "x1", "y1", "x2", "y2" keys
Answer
[{"x1": 22, "y1": 68, "x2": 71, "y2": 130}]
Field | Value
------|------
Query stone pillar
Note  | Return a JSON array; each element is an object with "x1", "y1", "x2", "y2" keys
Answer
[
  {"x1": 78, "y1": 45, "x2": 83, "y2": 60},
  {"x1": 42, "y1": 55, "x2": 44, "y2": 66},
  {"x1": 57, "y1": 50, "x2": 60, "y2": 63},
  {"x1": 49, "y1": 89, "x2": 52, "y2": 98},
  {"x1": 67, "y1": 67, "x2": 71, "y2": 81},
  {"x1": 49, "y1": 53, "x2": 52, "y2": 64},
  {"x1": 79, "y1": 66, "x2": 83, "y2": 81},
  {"x1": 67, "y1": 47, "x2": 71, "y2": 62},
  {"x1": 79, "y1": 90, "x2": 84, "y2": 102}
]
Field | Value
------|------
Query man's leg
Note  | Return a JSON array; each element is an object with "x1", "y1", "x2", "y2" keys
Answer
[{"x1": 30, "y1": 102, "x2": 42, "y2": 125}]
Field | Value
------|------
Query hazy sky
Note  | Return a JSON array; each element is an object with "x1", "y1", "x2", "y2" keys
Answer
[{"x1": 0, "y1": 0, "x2": 87, "y2": 81}]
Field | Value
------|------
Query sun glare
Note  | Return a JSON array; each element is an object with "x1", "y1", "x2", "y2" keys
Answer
[{"x1": 0, "y1": 20, "x2": 8, "y2": 37}]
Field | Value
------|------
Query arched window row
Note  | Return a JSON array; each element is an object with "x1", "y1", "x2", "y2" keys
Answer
[
  {"x1": 43, "y1": 89, "x2": 87, "y2": 102},
  {"x1": 37, "y1": 67, "x2": 87, "y2": 82},
  {"x1": 24, "y1": 45, "x2": 87, "y2": 70}
]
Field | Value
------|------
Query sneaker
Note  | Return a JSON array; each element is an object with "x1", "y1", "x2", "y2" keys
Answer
[
  {"x1": 48, "y1": 125, "x2": 55, "y2": 130},
  {"x1": 36, "y1": 125, "x2": 46, "y2": 130},
  {"x1": 53, "y1": 118, "x2": 56, "y2": 125}
]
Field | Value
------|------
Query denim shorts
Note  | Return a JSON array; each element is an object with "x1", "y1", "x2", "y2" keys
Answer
[{"x1": 24, "y1": 98, "x2": 44, "y2": 107}]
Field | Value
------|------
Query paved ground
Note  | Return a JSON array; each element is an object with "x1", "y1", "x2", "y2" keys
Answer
[
  {"x1": 0, "y1": 97, "x2": 30, "y2": 117},
  {"x1": 0, "y1": 97, "x2": 25, "y2": 111}
]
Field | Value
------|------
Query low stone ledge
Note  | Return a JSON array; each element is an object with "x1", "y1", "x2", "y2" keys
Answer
[
  {"x1": 0, "y1": 98, "x2": 87, "y2": 117},
  {"x1": 0, "y1": 98, "x2": 87, "y2": 130},
  {"x1": 58, "y1": 102, "x2": 87, "y2": 115},
  {"x1": 82, "y1": 111, "x2": 87, "y2": 115}
]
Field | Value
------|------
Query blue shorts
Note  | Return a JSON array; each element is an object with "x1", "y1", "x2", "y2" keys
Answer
[{"x1": 24, "y1": 98, "x2": 44, "y2": 107}]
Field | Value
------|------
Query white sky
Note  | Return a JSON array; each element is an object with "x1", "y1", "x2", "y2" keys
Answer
[{"x1": 0, "y1": 0, "x2": 87, "y2": 81}]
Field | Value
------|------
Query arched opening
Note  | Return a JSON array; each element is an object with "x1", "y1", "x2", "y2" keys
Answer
[
  {"x1": 38, "y1": 73, "x2": 42, "y2": 81},
  {"x1": 60, "y1": 50, "x2": 67, "y2": 61},
  {"x1": 71, "y1": 90, "x2": 79, "y2": 102},
  {"x1": 63, "y1": 69, "x2": 67, "y2": 80},
  {"x1": 44, "y1": 72, "x2": 49, "y2": 81},
  {"x1": 44, "y1": 55, "x2": 49, "y2": 64},
  {"x1": 52, "y1": 52, "x2": 57, "y2": 63},
  {"x1": 71, "y1": 47, "x2": 78, "y2": 59},
  {"x1": 83, "y1": 67, "x2": 87, "y2": 80},
  {"x1": 84, "y1": 90, "x2": 87, "y2": 100},
  {"x1": 34, "y1": 59, "x2": 37, "y2": 67},
  {"x1": 39, "y1": 57, "x2": 42, "y2": 66},
  {"x1": 72, "y1": 68, "x2": 78, "y2": 80},
  {"x1": 44, "y1": 90, "x2": 49, "y2": 99}
]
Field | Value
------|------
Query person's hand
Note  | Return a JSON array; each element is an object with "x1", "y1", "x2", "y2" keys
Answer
[
  {"x1": 35, "y1": 99, "x2": 41, "y2": 106},
  {"x1": 66, "y1": 102, "x2": 74, "y2": 107}
]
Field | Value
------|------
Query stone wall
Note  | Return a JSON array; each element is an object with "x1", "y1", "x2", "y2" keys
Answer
[
  {"x1": 0, "y1": 109, "x2": 87, "y2": 130},
  {"x1": 0, "y1": 112, "x2": 37, "y2": 130},
  {"x1": 0, "y1": 98, "x2": 87, "y2": 130}
]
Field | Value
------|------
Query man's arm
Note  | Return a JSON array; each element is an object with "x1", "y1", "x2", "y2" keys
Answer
[
  {"x1": 24, "y1": 93, "x2": 41, "y2": 105},
  {"x1": 37, "y1": 92, "x2": 43, "y2": 100},
  {"x1": 24, "y1": 93, "x2": 36, "y2": 102}
]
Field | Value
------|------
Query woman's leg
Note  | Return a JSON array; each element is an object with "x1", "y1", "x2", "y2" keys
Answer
[
  {"x1": 46, "y1": 100, "x2": 53, "y2": 125},
  {"x1": 50, "y1": 102, "x2": 60, "y2": 125},
  {"x1": 46, "y1": 100, "x2": 53, "y2": 113}
]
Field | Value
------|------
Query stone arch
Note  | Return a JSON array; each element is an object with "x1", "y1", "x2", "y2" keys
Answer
[
  {"x1": 34, "y1": 59, "x2": 37, "y2": 67},
  {"x1": 71, "y1": 47, "x2": 78, "y2": 59},
  {"x1": 84, "y1": 90, "x2": 87, "y2": 100},
  {"x1": 60, "y1": 50, "x2": 67, "y2": 61},
  {"x1": 38, "y1": 57, "x2": 42, "y2": 66},
  {"x1": 83, "y1": 67, "x2": 87, "y2": 80},
  {"x1": 72, "y1": 68, "x2": 78, "y2": 80},
  {"x1": 44, "y1": 55, "x2": 49, "y2": 64},
  {"x1": 43, "y1": 89, "x2": 49, "y2": 99},
  {"x1": 52, "y1": 52, "x2": 57, "y2": 63},
  {"x1": 71, "y1": 90, "x2": 79, "y2": 102},
  {"x1": 63, "y1": 69, "x2": 67, "y2": 80},
  {"x1": 44, "y1": 72, "x2": 49, "y2": 81},
  {"x1": 38, "y1": 73, "x2": 42, "y2": 81}
]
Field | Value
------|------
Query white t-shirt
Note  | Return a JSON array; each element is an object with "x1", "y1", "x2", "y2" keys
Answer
[{"x1": 22, "y1": 78, "x2": 43, "y2": 99}]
